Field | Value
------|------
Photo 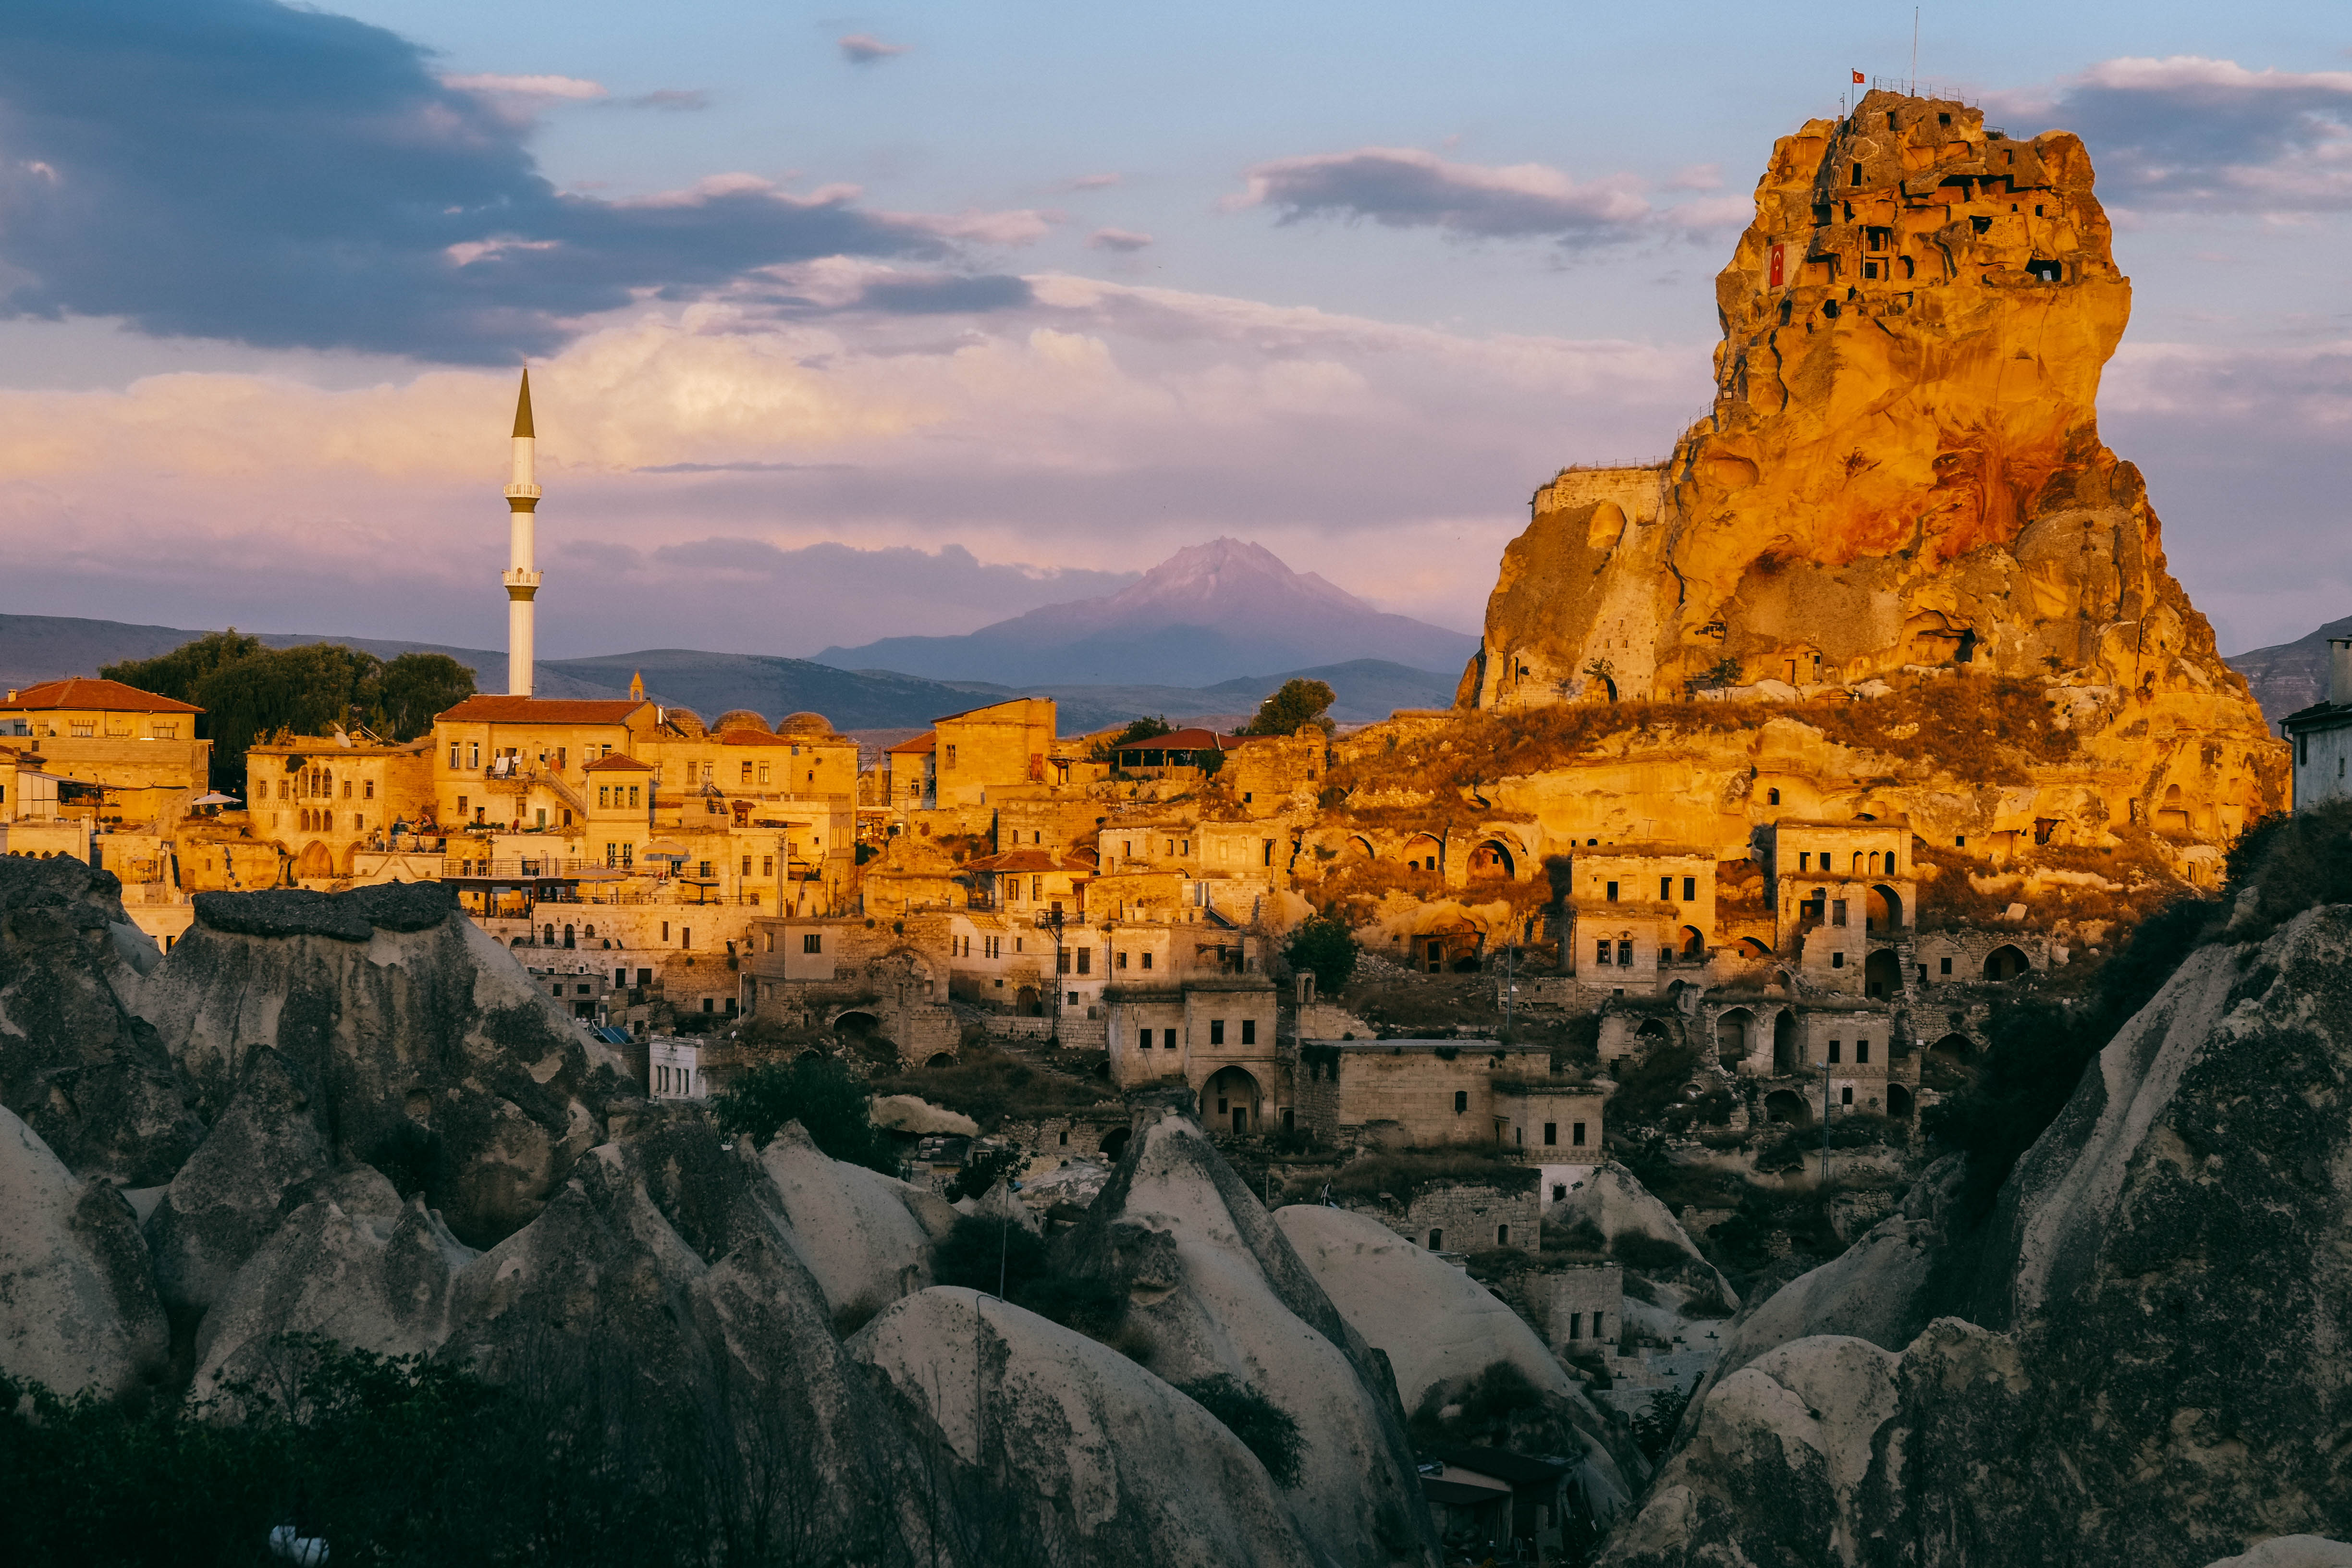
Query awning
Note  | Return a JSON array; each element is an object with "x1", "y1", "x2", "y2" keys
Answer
[{"x1": 190, "y1": 792, "x2": 242, "y2": 806}]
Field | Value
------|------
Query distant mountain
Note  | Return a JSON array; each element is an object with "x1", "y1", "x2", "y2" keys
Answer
[
  {"x1": 2225, "y1": 617, "x2": 2350, "y2": 728},
  {"x1": 814, "y1": 537, "x2": 1479, "y2": 687},
  {"x1": 0, "y1": 615, "x2": 1459, "y2": 735}
]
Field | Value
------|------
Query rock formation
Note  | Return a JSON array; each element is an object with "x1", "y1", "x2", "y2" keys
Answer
[
  {"x1": 1458, "y1": 90, "x2": 2279, "y2": 850},
  {"x1": 1067, "y1": 1096, "x2": 1442, "y2": 1565},
  {"x1": 759, "y1": 1120, "x2": 956, "y2": 1315},
  {"x1": 133, "y1": 883, "x2": 627, "y2": 1246},
  {"x1": 0, "y1": 1103, "x2": 168, "y2": 1397},
  {"x1": 1602, "y1": 902, "x2": 2352, "y2": 1565},
  {"x1": 853, "y1": 1287, "x2": 1316, "y2": 1567},
  {"x1": 0, "y1": 855, "x2": 201, "y2": 1186}
]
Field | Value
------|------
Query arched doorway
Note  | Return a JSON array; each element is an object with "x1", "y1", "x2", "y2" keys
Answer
[
  {"x1": 1864, "y1": 949, "x2": 1901, "y2": 1000},
  {"x1": 1400, "y1": 834, "x2": 1443, "y2": 873},
  {"x1": 1634, "y1": 1018, "x2": 1670, "y2": 1055},
  {"x1": 1203, "y1": 1066, "x2": 1262, "y2": 1135},
  {"x1": 1764, "y1": 1089, "x2": 1811, "y2": 1126},
  {"x1": 1886, "y1": 1084, "x2": 1915, "y2": 1120},
  {"x1": 1984, "y1": 944, "x2": 2029, "y2": 981},
  {"x1": 1014, "y1": 986, "x2": 1042, "y2": 1017},
  {"x1": 563, "y1": 923, "x2": 576, "y2": 949},
  {"x1": 1930, "y1": 1033, "x2": 1977, "y2": 1068},
  {"x1": 1468, "y1": 840, "x2": 1516, "y2": 879},
  {"x1": 294, "y1": 841, "x2": 333, "y2": 880},
  {"x1": 1681, "y1": 926, "x2": 1705, "y2": 959},
  {"x1": 925, "y1": 1051, "x2": 957, "y2": 1068},
  {"x1": 1342, "y1": 835, "x2": 1374, "y2": 863},
  {"x1": 1739, "y1": 937, "x2": 1772, "y2": 959},
  {"x1": 1866, "y1": 884, "x2": 1902, "y2": 932},
  {"x1": 1772, "y1": 1010, "x2": 1798, "y2": 1075},
  {"x1": 1099, "y1": 1126, "x2": 1132, "y2": 1163},
  {"x1": 1716, "y1": 1008, "x2": 1754, "y2": 1070},
  {"x1": 541, "y1": 923, "x2": 556, "y2": 945},
  {"x1": 833, "y1": 1010, "x2": 881, "y2": 1039}
]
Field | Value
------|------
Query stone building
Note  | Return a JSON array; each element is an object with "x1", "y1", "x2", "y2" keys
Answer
[
  {"x1": 244, "y1": 732, "x2": 434, "y2": 881},
  {"x1": 2282, "y1": 637, "x2": 2352, "y2": 813},
  {"x1": 0, "y1": 678, "x2": 211, "y2": 824}
]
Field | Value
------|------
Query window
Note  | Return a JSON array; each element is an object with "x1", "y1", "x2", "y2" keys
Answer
[
  {"x1": 1138, "y1": 1029, "x2": 1153, "y2": 1049},
  {"x1": 1544, "y1": 1121, "x2": 1557, "y2": 1146},
  {"x1": 1616, "y1": 940, "x2": 1632, "y2": 966},
  {"x1": 1553, "y1": 1183, "x2": 1567, "y2": 1201},
  {"x1": 1572, "y1": 1121, "x2": 1587, "y2": 1146},
  {"x1": 638, "y1": 968, "x2": 652, "y2": 986},
  {"x1": 1454, "y1": 1090, "x2": 1468, "y2": 1114},
  {"x1": 699, "y1": 861, "x2": 713, "y2": 879},
  {"x1": 363, "y1": 780, "x2": 375, "y2": 799},
  {"x1": 628, "y1": 786, "x2": 640, "y2": 808},
  {"x1": 1829, "y1": 1041, "x2": 1842, "y2": 1064},
  {"x1": 1768, "y1": 788, "x2": 1781, "y2": 805},
  {"x1": 1076, "y1": 948, "x2": 1090, "y2": 976},
  {"x1": 468, "y1": 742, "x2": 480, "y2": 768},
  {"x1": 758, "y1": 763, "x2": 771, "y2": 785},
  {"x1": 1940, "y1": 956, "x2": 1953, "y2": 976},
  {"x1": 803, "y1": 934, "x2": 822, "y2": 954},
  {"x1": 1140, "y1": 952, "x2": 1152, "y2": 970},
  {"x1": 449, "y1": 743, "x2": 461, "y2": 768},
  {"x1": 1683, "y1": 877, "x2": 1696, "y2": 900},
  {"x1": 944, "y1": 744, "x2": 957, "y2": 770},
  {"x1": 761, "y1": 856, "x2": 773, "y2": 876},
  {"x1": 1595, "y1": 939, "x2": 1612, "y2": 967},
  {"x1": 741, "y1": 763, "x2": 753, "y2": 784},
  {"x1": 599, "y1": 787, "x2": 610, "y2": 808},
  {"x1": 1569, "y1": 1313, "x2": 1583, "y2": 1340},
  {"x1": 1116, "y1": 951, "x2": 1128, "y2": 969},
  {"x1": 741, "y1": 857, "x2": 752, "y2": 877},
  {"x1": 1660, "y1": 876, "x2": 1672, "y2": 900},
  {"x1": 1496, "y1": 1224, "x2": 1509, "y2": 1247},
  {"x1": 1851, "y1": 160, "x2": 1864, "y2": 186},
  {"x1": 1210, "y1": 1019, "x2": 1225, "y2": 1045},
  {"x1": 1832, "y1": 952, "x2": 1846, "y2": 968},
  {"x1": 1841, "y1": 1085, "x2": 1855, "y2": 1106},
  {"x1": 1857, "y1": 1039, "x2": 1871, "y2": 1064},
  {"x1": 1427, "y1": 1230, "x2": 1443, "y2": 1250},
  {"x1": 457, "y1": 795, "x2": 469, "y2": 817},
  {"x1": 1605, "y1": 880, "x2": 1618, "y2": 901},
  {"x1": 1831, "y1": 899, "x2": 1848, "y2": 927},
  {"x1": 1240, "y1": 1019, "x2": 1255, "y2": 1045},
  {"x1": 1800, "y1": 852, "x2": 1811, "y2": 871},
  {"x1": 662, "y1": 922, "x2": 670, "y2": 941}
]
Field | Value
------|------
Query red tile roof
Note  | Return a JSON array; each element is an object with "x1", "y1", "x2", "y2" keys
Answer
[
  {"x1": 0, "y1": 677, "x2": 201, "y2": 714},
  {"x1": 1115, "y1": 727, "x2": 1236, "y2": 753},
  {"x1": 887, "y1": 731, "x2": 937, "y2": 755},
  {"x1": 582, "y1": 752, "x2": 654, "y2": 772},
  {"x1": 436, "y1": 696, "x2": 650, "y2": 725},
  {"x1": 716, "y1": 727, "x2": 796, "y2": 747}
]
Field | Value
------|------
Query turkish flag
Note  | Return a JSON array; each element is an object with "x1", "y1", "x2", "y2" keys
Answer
[{"x1": 1852, "y1": 70, "x2": 1866, "y2": 84}]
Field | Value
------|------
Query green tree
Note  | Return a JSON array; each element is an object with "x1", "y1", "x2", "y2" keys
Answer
[
  {"x1": 710, "y1": 1055, "x2": 896, "y2": 1173},
  {"x1": 101, "y1": 627, "x2": 262, "y2": 704},
  {"x1": 1093, "y1": 713, "x2": 1174, "y2": 761},
  {"x1": 1285, "y1": 913, "x2": 1359, "y2": 996},
  {"x1": 1240, "y1": 678, "x2": 1335, "y2": 736},
  {"x1": 1176, "y1": 1375, "x2": 1305, "y2": 1486},
  {"x1": 373, "y1": 652, "x2": 477, "y2": 741}
]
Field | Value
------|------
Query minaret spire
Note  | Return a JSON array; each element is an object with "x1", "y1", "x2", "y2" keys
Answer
[{"x1": 502, "y1": 369, "x2": 542, "y2": 696}]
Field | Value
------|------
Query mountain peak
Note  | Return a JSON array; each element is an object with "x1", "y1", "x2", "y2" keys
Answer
[{"x1": 1106, "y1": 538, "x2": 1366, "y2": 617}]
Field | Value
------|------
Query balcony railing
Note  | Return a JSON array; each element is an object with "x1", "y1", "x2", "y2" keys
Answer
[{"x1": 441, "y1": 857, "x2": 601, "y2": 879}]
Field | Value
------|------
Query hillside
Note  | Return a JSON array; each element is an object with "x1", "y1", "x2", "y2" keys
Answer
[
  {"x1": 2225, "y1": 615, "x2": 2350, "y2": 727},
  {"x1": 816, "y1": 537, "x2": 1478, "y2": 686}
]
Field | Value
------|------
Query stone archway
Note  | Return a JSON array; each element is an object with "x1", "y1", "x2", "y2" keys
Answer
[
  {"x1": 1984, "y1": 944, "x2": 2029, "y2": 981},
  {"x1": 1468, "y1": 839, "x2": 1517, "y2": 879},
  {"x1": 1867, "y1": 883, "x2": 1902, "y2": 932},
  {"x1": 293, "y1": 840, "x2": 333, "y2": 880},
  {"x1": 1716, "y1": 1007, "x2": 1755, "y2": 1070},
  {"x1": 1100, "y1": 1126, "x2": 1132, "y2": 1162},
  {"x1": 1886, "y1": 1084, "x2": 1915, "y2": 1120},
  {"x1": 1399, "y1": 833, "x2": 1443, "y2": 873},
  {"x1": 1772, "y1": 1010, "x2": 1799, "y2": 1075},
  {"x1": 1930, "y1": 1032, "x2": 1977, "y2": 1067},
  {"x1": 1203, "y1": 1065, "x2": 1262, "y2": 1136},
  {"x1": 1763, "y1": 1088, "x2": 1811, "y2": 1126},
  {"x1": 1014, "y1": 985, "x2": 1042, "y2": 1017},
  {"x1": 1864, "y1": 949, "x2": 1902, "y2": 1000}
]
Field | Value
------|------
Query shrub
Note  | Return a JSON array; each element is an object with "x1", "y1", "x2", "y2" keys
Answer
[
  {"x1": 1176, "y1": 1376, "x2": 1305, "y2": 1486},
  {"x1": 1609, "y1": 1232, "x2": 1690, "y2": 1272},
  {"x1": 930, "y1": 1216, "x2": 1128, "y2": 1337},
  {"x1": 945, "y1": 1143, "x2": 1025, "y2": 1202},
  {"x1": 710, "y1": 1057, "x2": 895, "y2": 1173},
  {"x1": 1285, "y1": 915, "x2": 1360, "y2": 995},
  {"x1": 870, "y1": 1042, "x2": 1114, "y2": 1129},
  {"x1": 1630, "y1": 1385, "x2": 1692, "y2": 1463}
]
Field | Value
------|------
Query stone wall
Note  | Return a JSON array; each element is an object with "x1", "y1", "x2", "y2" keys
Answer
[{"x1": 1348, "y1": 1179, "x2": 1540, "y2": 1256}]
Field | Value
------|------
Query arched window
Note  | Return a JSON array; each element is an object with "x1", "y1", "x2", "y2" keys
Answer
[{"x1": 1767, "y1": 788, "x2": 1781, "y2": 805}]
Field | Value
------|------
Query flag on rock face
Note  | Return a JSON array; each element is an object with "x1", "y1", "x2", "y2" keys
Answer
[{"x1": 1853, "y1": 70, "x2": 1866, "y2": 84}]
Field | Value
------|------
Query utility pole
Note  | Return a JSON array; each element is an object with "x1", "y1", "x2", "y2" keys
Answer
[{"x1": 1816, "y1": 1057, "x2": 1833, "y2": 1188}]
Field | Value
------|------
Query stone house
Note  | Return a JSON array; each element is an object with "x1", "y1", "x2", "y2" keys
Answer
[
  {"x1": 1291, "y1": 1038, "x2": 1558, "y2": 1149},
  {"x1": 0, "y1": 678, "x2": 212, "y2": 825},
  {"x1": 1104, "y1": 973, "x2": 1283, "y2": 1132},
  {"x1": 932, "y1": 697, "x2": 1056, "y2": 809},
  {"x1": 244, "y1": 733, "x2": 434, "y2": 881}
]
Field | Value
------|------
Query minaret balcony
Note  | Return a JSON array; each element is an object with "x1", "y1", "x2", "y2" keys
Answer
[{"x1": 505, "y1": 484, "x2": 542, "y2": 502}]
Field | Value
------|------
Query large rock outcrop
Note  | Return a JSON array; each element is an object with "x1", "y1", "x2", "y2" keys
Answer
[
  {"x1": 0, "y1": 854, "x2": 200, "y2": 1185},
  {"x1": 759, "y1": 1119, "x2": 955, "y2": 1316},
  {"x1": 1601, "y1": 903, "x2": 2352, "y2": 1565},
  {"x1": 0, "y1": 1103, "x2": 168, "y2": 1397},
  {"x1": 1066, "y1": 1098, "x2": 1440, "y2": 1566},
  {"x1": 134, "y1": 884, "x2": 626, "y2": 1246},
  {"x1": 1458, "y1": 90, "x2": 2279, "y2": 850},
  {"x1": 854, "y1": 1287, "x2": 1314, "y2": 1568}
]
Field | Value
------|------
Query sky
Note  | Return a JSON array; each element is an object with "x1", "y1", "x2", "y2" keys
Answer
[{"x1": 0, "y1": 0, "x2": 2346, "y2": 662}]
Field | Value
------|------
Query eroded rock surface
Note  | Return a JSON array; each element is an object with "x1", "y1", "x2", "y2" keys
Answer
[
  {"x1": 854, "y1": 1287, "x2": 1314, "y2": 1568},
  {"x1": 1604, "y1": 905, "x2": 2352, "y2": 1565},
  {"x1": 759, "y1": 1119, "x2": 954, "y2": 1315},
  {"x1": 0, "y1": 1103, "x2": 167, "y2": 1396},
  {"x1": 1067, "y1": 1097, "x2": 1439, "y2": 1566},
  {"x1": 0, "y1": 855, "x2": 200, "y2": 1185}
]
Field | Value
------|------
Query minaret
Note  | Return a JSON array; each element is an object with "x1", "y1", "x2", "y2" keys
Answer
[{"x1": 502, "y1": 369, "x2": 543, "y2": 697}]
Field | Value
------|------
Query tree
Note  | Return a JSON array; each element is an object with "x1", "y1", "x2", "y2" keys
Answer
[
  {"x1": 1093, "y1": 714, "x2": 1173, "y2": 761},
  {"x1": 710, "y1": 1056, "x2": 896, "y2": 1173},
  {"x1": 1240, "y1": 678, "x2": 1335, "y2": 736},
  {"x1": 1175, "y1": 1375, "x2": 1304, "y2": 1486},
  {"x1": 374, "y1": 653, "x2": 478, "y2": 741},
  {"x1": 101, "y1": 628, "x2": 262, "y2": 704},
  {"x1": 1285, "y1": 914, "x2": 1359, "y2": 996}
]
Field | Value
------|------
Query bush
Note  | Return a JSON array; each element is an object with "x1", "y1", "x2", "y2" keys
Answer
[
  {"x1": 1630, "y1": 1385, "x2": 1692, "y2": 1464},
  {"x1": 945, "y1": 1143, "x2": 1025, "y2": 1202},
  {"x1": 1176, "y1": 1375, "x2": 1305, "y2": 1486},
  {"x1": 930, "y1": 1215, "x2": 1128, "y2": 1336},
  {"x1": 870, "y1": 1042, "x2": 1115, "y2": 1129},
  {"x1": 1609, "y1": 1232, "x2": 1691, "y2": 1272},
  {"x1": 710, "y1": 1057, "x2": 894, "y2": 1173},
  {"x1": 1285, "y1": 915, "x2": 1360, "y2": 996}
]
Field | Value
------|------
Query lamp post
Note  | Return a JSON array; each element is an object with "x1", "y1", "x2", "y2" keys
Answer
[{"x1": 1038, "y1": 905, "x2": 1067, "y2": 1046}]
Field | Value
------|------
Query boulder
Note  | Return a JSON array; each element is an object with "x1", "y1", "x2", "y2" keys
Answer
[
  {"x1": 134, "y1": 885, "x2": 629, "y2": 1246},
  {"x1": 853, "y1": 1287, "x2": 1313, "y2": 1568},
  {"x1": 1274, "y1": 1203, "x2": 1565, "y2": 1411},
  {"x1": 0, "y1": 855, "x2": 201, "y2": 1186},
  {"x1": 193, "y1": 1191, "x2": 476, "y2": 1401},
  {"x1": 1556, "y1": 1160, "x2": 1738, "y2": 1307},
  {"x1": 2204, "y1": 1543, "x2": 2352, "y2": 1568},
  {"x1": 0, "y1": 1103, "x2": 168, "y2": 1396},
  {"x1": 757, "y1": 1120, "x2": 953, "y2": 1315},
  {"x1": 1066, "y1": 1097, "x2": 1439, "y2": 1565}
]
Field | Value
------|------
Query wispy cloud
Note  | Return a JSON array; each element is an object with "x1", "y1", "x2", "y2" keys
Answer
[
  {"x1": 1988, "y1": 56, "x2": 2352, "y2": 213},
  {"x1": 837, "y1": 33, "x2": 908, "y2": 65},
  {"x1": 1226, "y1": 146, "x2": 1731, "y2": 249},
  {"x1": 442, "y1": 72, "x2": 607, "y2": 100},
  {"x1": 1064, "y1": 172, "x2": 1122, "y2": 191},
  {"x1": 1086, "y1": 227, "x2": 1153, "y2": 252}
]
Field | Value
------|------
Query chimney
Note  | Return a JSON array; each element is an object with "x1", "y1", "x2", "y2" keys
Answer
[{"x1": 2332, "y1": 638, "x2": 2352, "y2": 707}]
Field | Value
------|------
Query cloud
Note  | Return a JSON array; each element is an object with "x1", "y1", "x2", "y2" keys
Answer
[
  {"x1": 0, "y1": 0, "x2": 994, "y2": 362},
  {"x1": 1087, "y1": 228, "x2": 1154, "y2": 252},
  {"x1": 1064, "y1": 173, "x2": 1122, "y2": 191},
  {"x1": 1988, "y1": 57, "x2": 2352, "y2": 213},
  {"x1": 619, "y1": 88, "x2": 709, "y2": 112},
  {"x1": 1228, "y1": 146, "x2": 1654, "y2": 246},
  {"x1": 891, "y1": 207, "x2": 1060, "y2": 246},
  {"x1": 837, "y1": 34, "x2": 907, "y2": 65},
  {"x1": 853, "y1": 272, "x2": 1034, "y2": 313}
]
